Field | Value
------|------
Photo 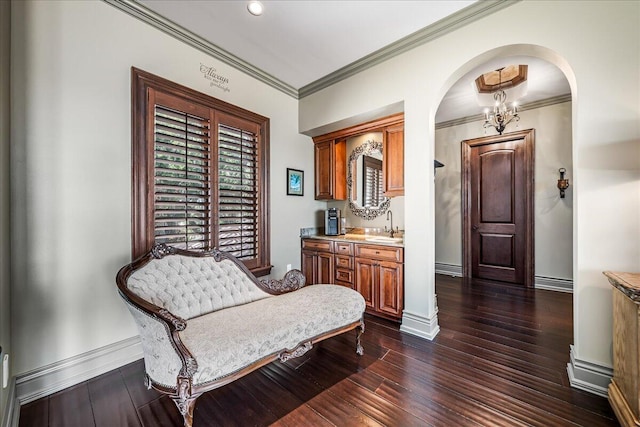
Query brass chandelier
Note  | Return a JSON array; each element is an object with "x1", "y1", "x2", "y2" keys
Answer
[{"x1": 483, "y1": 68, "x2": 520, "y2": 135}]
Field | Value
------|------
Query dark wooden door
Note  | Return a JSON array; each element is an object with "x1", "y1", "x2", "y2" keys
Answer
[{"x1": 462, "y1": 129, "x2": 535, "y2": 287}]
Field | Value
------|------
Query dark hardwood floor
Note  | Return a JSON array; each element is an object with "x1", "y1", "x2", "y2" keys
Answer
[{"x1": 19, "y1": 275, "x2": 619, "y2": 426}]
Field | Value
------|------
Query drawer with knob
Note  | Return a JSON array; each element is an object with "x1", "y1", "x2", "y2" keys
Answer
[{"x1": 355, "y1": 244, "x2": 403, "y2": 262}]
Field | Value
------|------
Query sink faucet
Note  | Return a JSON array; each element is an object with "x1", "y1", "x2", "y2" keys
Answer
[{"x1": 387, "y1": 211, "x2": 394, "y2": 237}]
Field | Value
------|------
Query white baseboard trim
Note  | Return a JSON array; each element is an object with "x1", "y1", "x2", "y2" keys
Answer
[
  {"x1": 1, "y1": 377, "x2": 18, "y2": 427},
  {"x1": 434, "y1": 263, "x2": 573, "y2": 293},
  {"x1": 534, "y1": 276, "x2": 573, "y2": 293},
  {"x1": 434, "y1": 263, "x2": 462, "y2": 277},
  {"x1": 400, "y1": 309, "x2": 440, "y2": 340},
  {"x1": 15, "y1": 336, "x2": 142, "y2": 405},
  {"x1": 566, "y1": 345, "x2": 612, "y2": 398}
]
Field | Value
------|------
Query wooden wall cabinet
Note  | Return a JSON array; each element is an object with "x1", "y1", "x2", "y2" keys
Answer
[
  {"x1": 604, "y1": 271, "x2": 640, "y2": 427},
  {"x1": 301, "y1": 239, "x2": 334, "y2": 285},
  {"x1": 383, "y1": 124, "x2": 404, "y2": 197},
  {"x1": 314, "y1": 139, "x2": 346, "y2": 200},
  {"x1": 312, "y1": 113, "x2": 404, "y2": 201}
]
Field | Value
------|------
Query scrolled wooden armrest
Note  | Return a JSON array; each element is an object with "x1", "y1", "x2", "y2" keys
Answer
[
  {"x1": 259, "y1": 269, "x2": 306, "y2": 294},
  {"x1": 157, "y1": 309, "x2": 188, "y2": 331}
]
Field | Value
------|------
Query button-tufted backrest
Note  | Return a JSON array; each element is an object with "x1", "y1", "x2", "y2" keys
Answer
[{"x1": 127, "y1": 254, "x2": 271, "y2": 320}]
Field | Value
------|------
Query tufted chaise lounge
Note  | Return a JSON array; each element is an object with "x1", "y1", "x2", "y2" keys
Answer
[{"x1": 116, "y1": 243, "x2": 366, "y2": 427}]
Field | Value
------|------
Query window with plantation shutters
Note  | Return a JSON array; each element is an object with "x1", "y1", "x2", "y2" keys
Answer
[
  {"x1": 154, "y1": 104, "x2": 211, "y2": 251},
  {"x1": 132, "y1": 68, "x2": 271, "y2": 276},
  {"x1": 215, "y1": 116, "x2": 261, "y2": 264},
  {"x1": 362, "y1": 155, "x2": 383, "y2": 207}
]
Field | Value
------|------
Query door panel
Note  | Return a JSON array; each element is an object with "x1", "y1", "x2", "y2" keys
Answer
[
  {"x1": 317, "y1": 252, "x2": 334, "y2": 284},
  {"x1": 472, "y1": 141, "x2": 522, "y2": 283},
  {"x1": 355, "y1": 258, "x2": 376, "y2": 310},
  {"x1": 480, "y1": 151, "x2": 513, "y2": 223},
  {"x1": 301, "y1": 250, "x2": 316, "y2": 285},
  {"x1": 378, "y1": 261, "x2": 403, "y2": 317},
  {"x1": 314, "y1": 140, "x2": 334, "y2": 199},
  {"x1": 463, "y1": 130, "x2": 534, "y2": 287},
  {"x1": 480, "y1": 234, "x2": 514, "y2": 267}
]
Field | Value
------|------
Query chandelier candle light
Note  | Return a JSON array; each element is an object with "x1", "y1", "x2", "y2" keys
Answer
[{"x1": 483, "y1": 67, "x2": 520, "y2": 135}]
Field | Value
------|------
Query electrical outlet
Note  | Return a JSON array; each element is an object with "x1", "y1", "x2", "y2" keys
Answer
[
  {"x1": 2, "y1": 353, "x2": 8, "y2": 388},
  {"x1": 286, "y1": 264, "x2": 292, "y2": 272}
]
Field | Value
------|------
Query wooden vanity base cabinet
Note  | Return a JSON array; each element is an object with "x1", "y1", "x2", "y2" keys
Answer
[
  {"x1": 301, "y1": 238, "x2": 404, "y2": 321},
  {"x1": 604, "y1": 271, "x2": 640, "y2": 427},
  {"x1": 301, "y1": 239, "x2": 334, "y2": 285},
  {"x1": 355, "y1": 244, "x2": 404, "y2": 322}
]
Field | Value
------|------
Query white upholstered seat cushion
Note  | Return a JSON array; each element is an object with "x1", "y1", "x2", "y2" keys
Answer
[{"x1": 179, "y1": 284, "x2": 365, "y2": 386}]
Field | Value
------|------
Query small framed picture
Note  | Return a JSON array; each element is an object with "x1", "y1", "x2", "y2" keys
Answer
[{"x1": 286, "y1": 168, "x2": 304, "y2": 196}]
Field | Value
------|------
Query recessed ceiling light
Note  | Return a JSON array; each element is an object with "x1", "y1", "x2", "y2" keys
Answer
[{"x1": 247, "y1": 1, "x2": 263, "y2": 16}]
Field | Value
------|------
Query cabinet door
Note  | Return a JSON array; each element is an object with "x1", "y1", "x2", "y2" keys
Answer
[
  {"x1": 383, "y1": 124, "x2": 404, "y2": 197},
  {"x1": 355, "y1": 258, "x2": 376, "y2": 311},
  {"x1": 314, "y1": 140, "x2": 346, "y2": 200},
  {"x1": 377, "y1": 261, "x2": 404, "y2": 318},
  {"x1": 333, "y1": 139, "x2": 347, "y2": 200},
  {"x1": 314, "y1": 140, "x2": 334, "y2": 199},
  {"x1": 301, "y1": 250, "x2": 317, "y2": 285},
  {"x1": 317, "y1": 252, "x2": 335, "y2": 284}
]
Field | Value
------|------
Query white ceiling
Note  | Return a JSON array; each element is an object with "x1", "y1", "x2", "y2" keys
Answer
[
  {"x1": 137, "y1": 0, "x2": 571, "y2": 123},
  {"x1": 139, "y1": 0, "x2": 476, "y2": 88}
]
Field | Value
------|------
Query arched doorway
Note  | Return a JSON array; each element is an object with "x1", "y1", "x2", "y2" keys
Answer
[{"x1": 433, "y1": 52, "x2": 574, "y2": 293}]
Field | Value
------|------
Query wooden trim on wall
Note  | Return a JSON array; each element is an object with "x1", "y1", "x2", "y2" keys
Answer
[
  {"x1": 311, "y1": 113, "x2": 404, "y2": 144},
  {"x1": 130, "y1": 67, "x2": 271, "y2": 273}
]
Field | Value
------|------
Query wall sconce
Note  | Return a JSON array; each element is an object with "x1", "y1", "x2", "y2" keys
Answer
[{"x1": 557, "y1": 168, "x2": 570, "y2": 198}]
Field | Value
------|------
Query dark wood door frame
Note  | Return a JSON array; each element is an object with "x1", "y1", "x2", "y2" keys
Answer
[{"x1": 462, "y1": 129, "x2": 535, "y2": 287}]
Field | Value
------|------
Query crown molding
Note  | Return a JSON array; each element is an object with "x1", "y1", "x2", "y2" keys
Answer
[
  {"x1": 104, "y1": 0, "x2": 518, "y2": 100},
  {"x1": 102, "y1": 0, "x2": 298, "y2": 98},
  {"x1": 435, "y1": 93, "x2": 572, "y2": 130},
  {"x1": 298, "y1": 0, "x2": 520, "y2": 98}
]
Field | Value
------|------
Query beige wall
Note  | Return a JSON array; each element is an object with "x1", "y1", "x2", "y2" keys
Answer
[
  {"x1": 0, "y1": 0, "x2": 11, "y2": 419},
  {"x1": 9, "y1": 0, "x2": 323, "y2": 376},
  {"x1": 6, "y1": 0, "x2": 640, "y2": 399},
  {"x1": 435, "y1": 101, "x2": 573, "y2": 281},
  {"x1": 299, "y1": 0, "x2": 640, "y2": 370}
]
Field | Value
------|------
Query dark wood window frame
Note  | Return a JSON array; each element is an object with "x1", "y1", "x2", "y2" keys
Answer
[{"x1": 131, "y1": 67, "x2": 271, "y2": 276}]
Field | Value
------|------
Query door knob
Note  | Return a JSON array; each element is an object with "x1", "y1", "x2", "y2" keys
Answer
[{"x1": 472, "y1": 225, "x2": 478, "y2": 231}]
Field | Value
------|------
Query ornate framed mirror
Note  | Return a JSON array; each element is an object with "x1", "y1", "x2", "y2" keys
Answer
[{"x1": 347, "y1": 140, "x2": 390, "y2": 220}]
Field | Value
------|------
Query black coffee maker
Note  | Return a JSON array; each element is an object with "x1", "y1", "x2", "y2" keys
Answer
[{"x1": 325, "y1": 208, "x2": 341, "y2": 236}]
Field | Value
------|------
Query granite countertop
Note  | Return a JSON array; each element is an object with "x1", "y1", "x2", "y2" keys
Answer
[
  {"x1": 302, "y1": 233, "x2": 404, "y2": 248},
  {"x1": 604, "y1": 271, "x2": 640, "y2": 302}
]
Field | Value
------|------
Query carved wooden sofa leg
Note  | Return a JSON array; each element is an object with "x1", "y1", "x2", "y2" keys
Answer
[
  {"x1": 171, "y1": 396, "x2": 198, "y2": 427},
  {"x1": 171, "y1": 377, "x2": 199, "y2": 427},
  {"x1": 356, "y1": 318, "x2": 365, "y2": 356}
]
